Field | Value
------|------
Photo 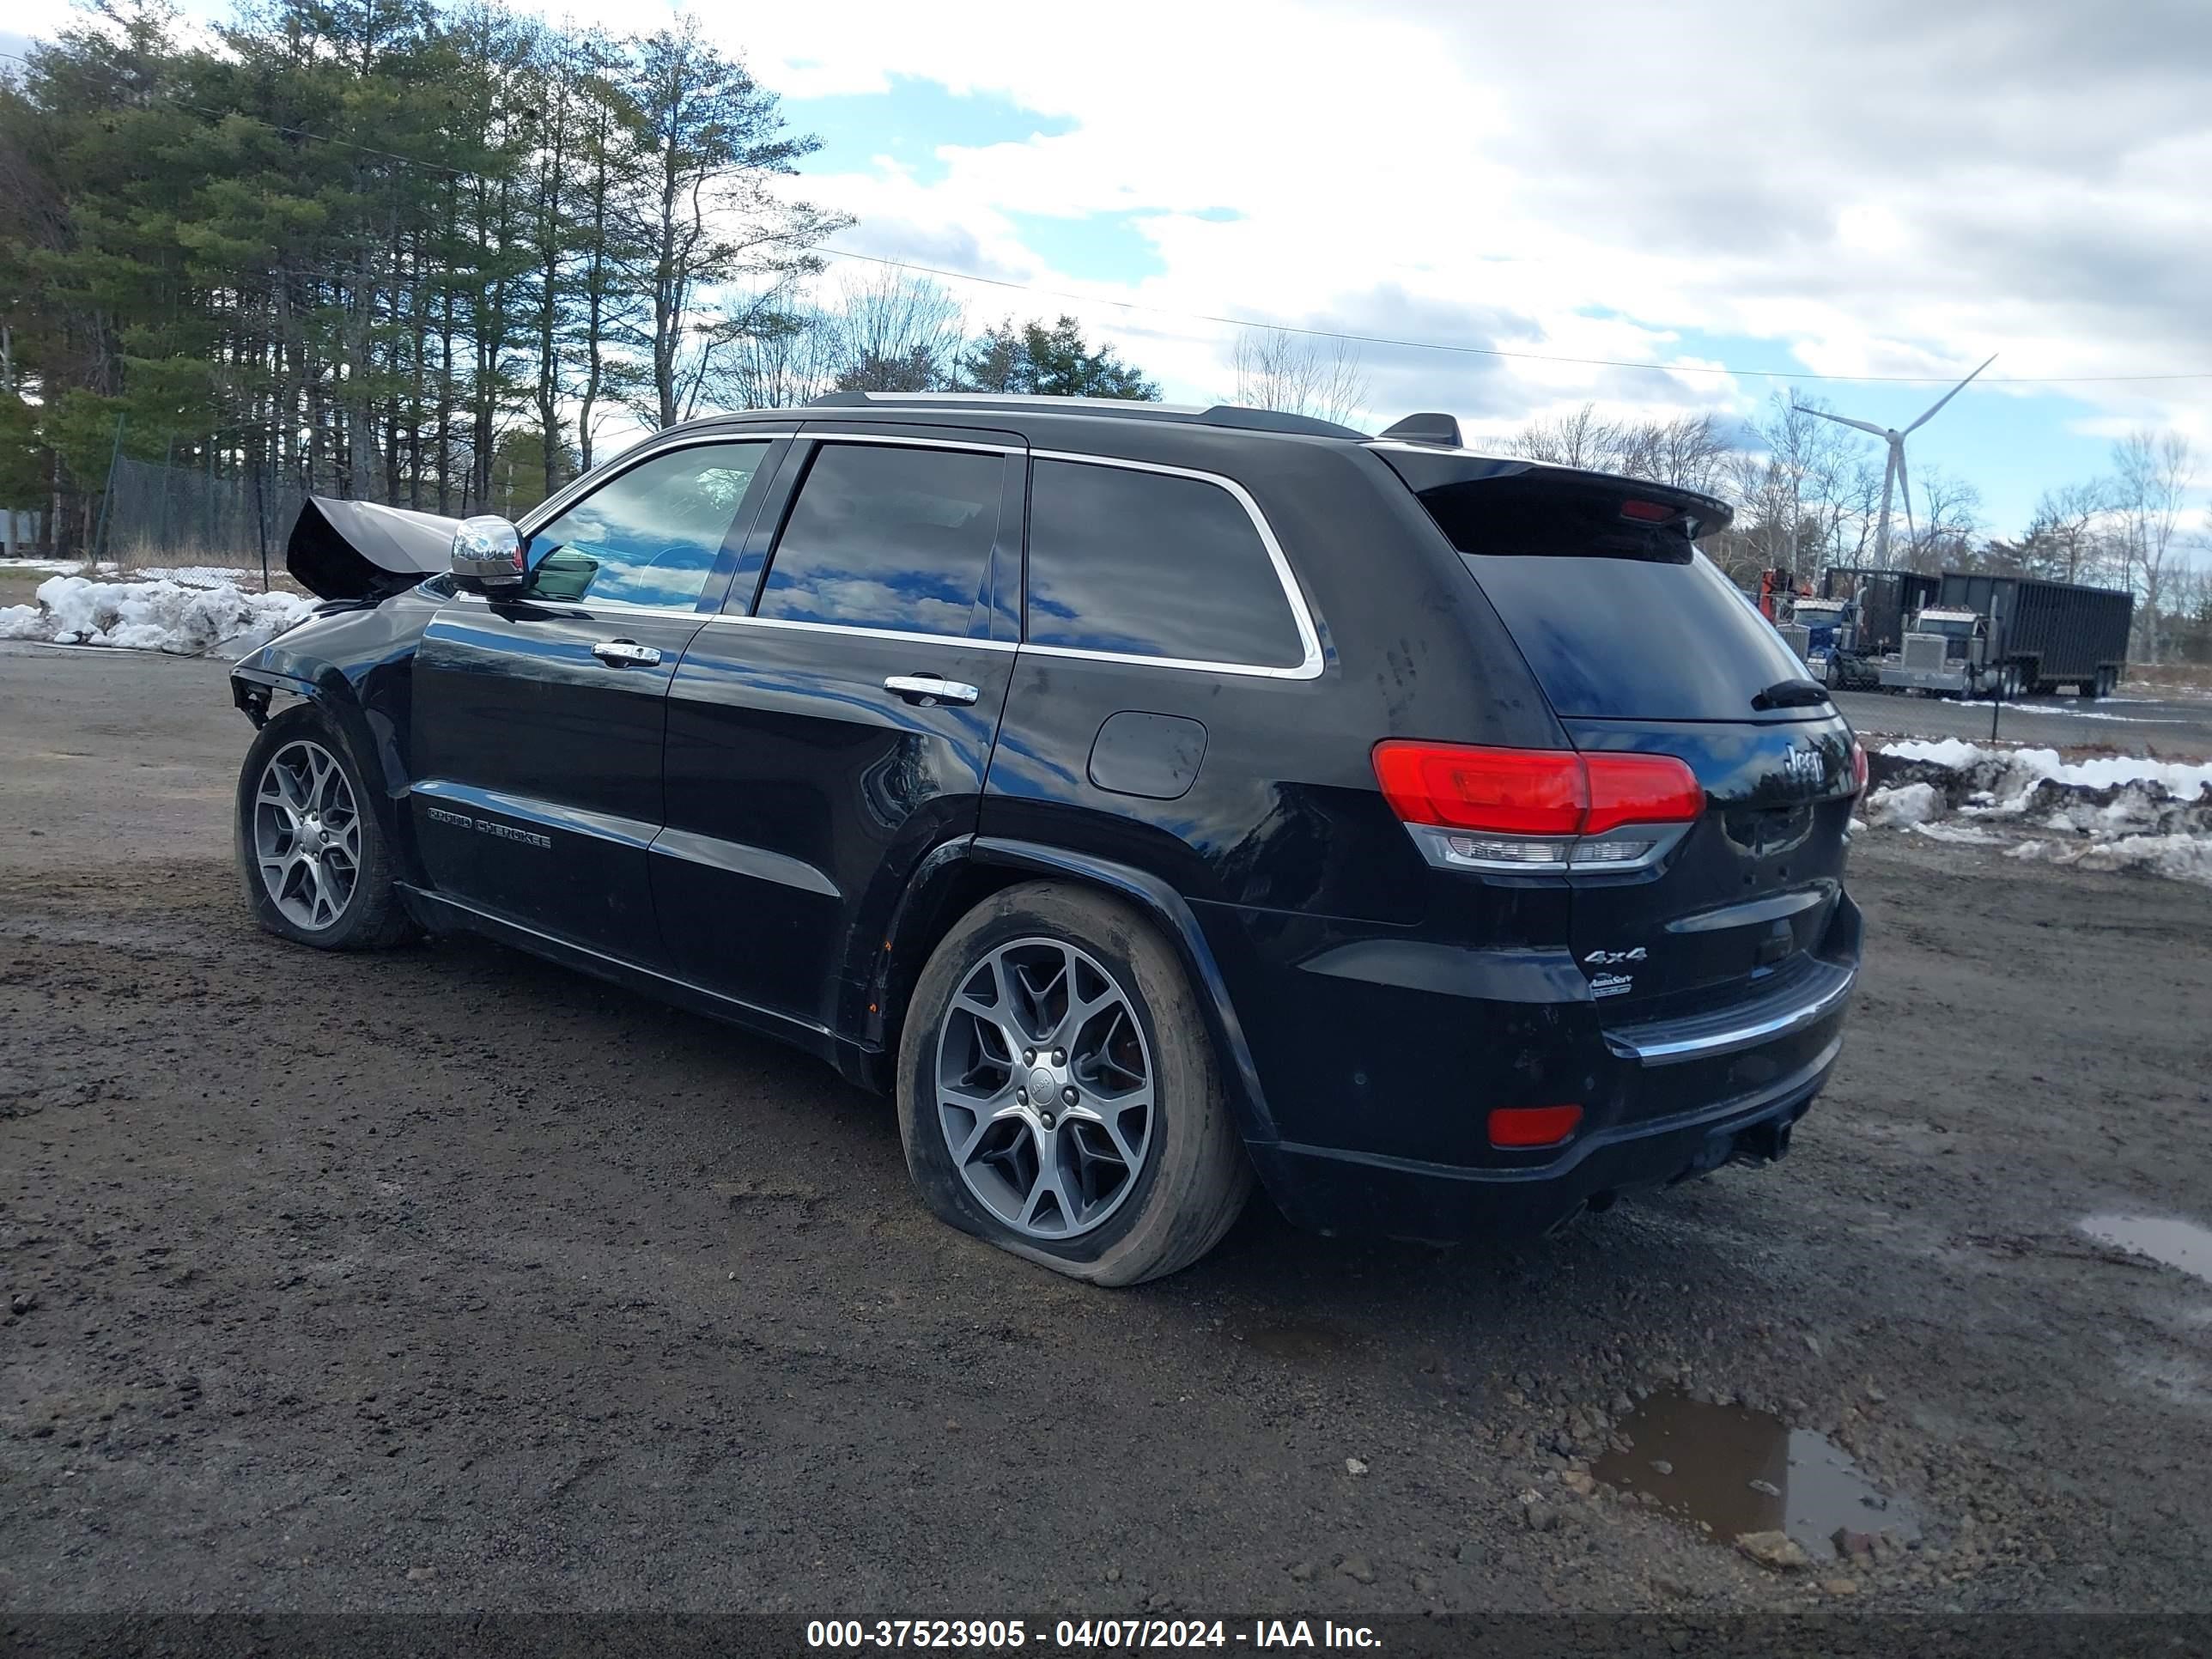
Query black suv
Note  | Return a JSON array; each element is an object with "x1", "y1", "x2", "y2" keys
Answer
[{"x1": 231, "y1": 393, "x2": 1864, "y2": 1285}]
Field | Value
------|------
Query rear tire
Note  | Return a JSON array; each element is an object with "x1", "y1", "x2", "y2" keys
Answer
[
  {"x1": 235, "y1": 703, "x2": 416, "y2": 951},
  {"x1": 896, "y1": 881, "x2": 1252, "y2": 1286}
]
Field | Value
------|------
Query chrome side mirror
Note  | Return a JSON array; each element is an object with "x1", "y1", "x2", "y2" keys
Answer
[{"x1": 452, "y1": 516, "x2": 526, "y2": 590}]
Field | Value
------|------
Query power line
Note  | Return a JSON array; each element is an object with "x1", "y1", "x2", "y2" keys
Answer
[
  {"x1": 9, "y1": 47, "x2": 2209, "y2": 387},
  {"x1": 810, "y1": 246, "x2": 2212, "y2": 387}
]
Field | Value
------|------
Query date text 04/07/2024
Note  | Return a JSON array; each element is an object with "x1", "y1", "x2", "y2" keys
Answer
[{"x1": 804, "y1": 1620, "x2": 1383, "y2": 1650}]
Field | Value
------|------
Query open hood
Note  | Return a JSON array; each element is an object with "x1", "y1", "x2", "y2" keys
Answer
[{"x1": 287, "y1": 495, "x2": 459, "y2": 600}]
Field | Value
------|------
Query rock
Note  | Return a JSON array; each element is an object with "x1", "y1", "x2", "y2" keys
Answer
[
  {"x1": 1610, "y1": 1392, "x2": 1634, "y2": 1415},
  {"x1": 1562, "y1": 1470, "x2": 1595, "y2": 1497},
  {"x1": 1650, "y1": 1573, "x2": 1699, "y2": 1601},
  {"x1": 1410, "y1": 1572, "x2": 1436, "y2": 1594},
  {"x1": 405, "y1": 1565, "x2": 436, "y2": 1583},
  {"x1": 1865, "y1": 1385, "x2": 1887, "y2": 1405},
  {"x1": 1287, "y1": 1561, "x2": 1314, "y2": 1583},
  {"x1": 1105, "y1": 1566, "x2": 1121, "y2": 1583},
  {"x1": 1832, "y1": 1528, "x2": 1877, "y2": 1563},
  {"x1": 1735, "y1": 1531, "x2": 1811, "y2": 1571},
  {"x1": 1748, "y1": 1479, "x2": 1780, "y2": 1497},
  {"x1": 1804, "y1": 1334, "x2": 1822, "y2": 1356},
  {"x1": 1523, "y1": 1504, "x2": 1561, "y2": 1534},
  {"x1": 1345, "y1": 1456, "x2": 1369, "y2": 1477},
  {"x1": 1650, "y1": 1460, "x2": 1674, "y2": 1476},
  {"x1": 1668, "y1": 1632, "x2": 1692, "y2": 1655},
  {"x1": 1455, "y1": 1540, "x2": 1495, "y2": 1567},
  {"x1": 1821, "y1": 1578, "x2": 1859, "y2": 1596},
  {"x1": 9, "y1": 1291, "x2": 37, "y2": 1316},
  {"x1": 1339, "y1": 1554, "x2": 1376, "y2": 1584}
]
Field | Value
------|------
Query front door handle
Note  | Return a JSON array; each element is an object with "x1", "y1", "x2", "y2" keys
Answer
[
  {"x1": 884, "y1": 673, "x2": 981, "y2": 708},
  {"x1": 592, "y1": 640, "x2": 662, "y2": 667}
]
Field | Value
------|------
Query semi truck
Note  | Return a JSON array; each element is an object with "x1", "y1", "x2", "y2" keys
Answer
[{"x1": 1801, "y1": 569, "x2": 2131, "y2": 699}]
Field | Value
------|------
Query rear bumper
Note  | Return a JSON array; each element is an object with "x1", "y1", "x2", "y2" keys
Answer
[
  {"x1": 1193, "y1": 890, "x2": 1861, "y2": 1241},
  {"x1": 1244, "y1": 1031, "x2": 1838, "y2": 1241}
]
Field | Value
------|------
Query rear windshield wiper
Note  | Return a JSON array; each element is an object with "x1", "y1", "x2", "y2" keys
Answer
[{"x1": 1751, "y1": 678, "x2": 1832, "y2": 711}]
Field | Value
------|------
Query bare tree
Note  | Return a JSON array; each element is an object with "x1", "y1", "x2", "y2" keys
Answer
[
  {"x1": 2019, "y1": 479, "x2": 2112, "y2": 584},
  {"x1": 1512, "y1": 403, "x2": 1615, "y2": 471},
  {"x1": 2112, "y1": 430, "x2": 2197, "y2": 664},
  {"x1": 826, "y1": 271, "x2": 965, "y2": 392},
  {"x1": 1905, "y1": 465, "x2": 1983, "y2": 572},
  {"x1": 1231, "y1": 327, "x2": 1369, "y2": 427}
]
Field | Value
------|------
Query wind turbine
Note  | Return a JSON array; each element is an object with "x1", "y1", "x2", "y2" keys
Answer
[{"x1": 1796, "y1": 354, "x2": 1996, "y2": 568}]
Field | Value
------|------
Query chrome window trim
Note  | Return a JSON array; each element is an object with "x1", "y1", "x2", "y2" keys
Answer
[
  {"x1": 700, "y1": 613, "x2": 1018, "y2": 651},
  {"x1": 804, "y1": 431, "x2": 1026, "y2": 456},
  {"x1": 446, "y1": 590, "x2": 721, "y2": 622},
  {"x1": 1024, "y1": 449, "x2": 1326, "y2": 682}
]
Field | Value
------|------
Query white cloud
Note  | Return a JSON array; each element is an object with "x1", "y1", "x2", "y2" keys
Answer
[{"x1": 692, "y1": 0, "x2": 2212, "y2": 483}]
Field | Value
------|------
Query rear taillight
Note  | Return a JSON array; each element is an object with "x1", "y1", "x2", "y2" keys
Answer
[
  {"x1": 1372, "y1": 742, "x2": 1703, "y2": 874},
  {"x1": 1849, "y1": 738, "x2": 1869, "y2": 797}
]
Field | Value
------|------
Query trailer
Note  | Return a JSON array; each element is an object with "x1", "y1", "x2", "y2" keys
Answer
[
  {"x1": 1934, "y1": 573, "x2": 2133, "y2": 699},
  {"x1": 1803, "y1": 568, "x2": 2130, "y2": 699}
]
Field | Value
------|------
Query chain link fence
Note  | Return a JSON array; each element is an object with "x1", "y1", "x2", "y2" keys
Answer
[{"x1": 98, "y1": 455, "x2": 307, "y2": 589}]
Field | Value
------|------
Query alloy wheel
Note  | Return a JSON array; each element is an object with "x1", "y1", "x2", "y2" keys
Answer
[
  {"x1": 934, "y1": 938, "x2": 1156, "y2": 1240},
  {"x1": 252, "y1": 739, "x2": 361, "y2": 931}
]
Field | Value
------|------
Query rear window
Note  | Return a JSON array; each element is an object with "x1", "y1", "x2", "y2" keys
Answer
[{"x1": 1413, "y1": 477, "x2": 1814, "y2": 721}]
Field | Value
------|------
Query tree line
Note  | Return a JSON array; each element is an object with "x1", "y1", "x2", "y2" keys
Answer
[{"x1": 0, "y1": 0, "x2": 1159, "y2": 553}]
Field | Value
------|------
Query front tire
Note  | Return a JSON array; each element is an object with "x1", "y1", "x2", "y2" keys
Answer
[
  {"x1": 897, "y1": 882, "x2": 1252, "y2": 1285},
  {"x1": 234, "y1": 703, "x2": 416, "y2": 951}
]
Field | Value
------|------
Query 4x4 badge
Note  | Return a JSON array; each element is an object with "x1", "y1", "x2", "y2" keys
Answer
[{"x1": 1585, "y1": 947, "x2": 1646, "y2": 965}]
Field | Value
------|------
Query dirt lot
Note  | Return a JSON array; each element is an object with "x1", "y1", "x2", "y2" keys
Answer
[{"x1": 3, "y1": 642, "x2": 2211, "y2": 1619}]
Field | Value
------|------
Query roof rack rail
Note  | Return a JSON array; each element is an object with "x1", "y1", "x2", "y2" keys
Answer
[{"x1": 801, "y1": 391, "x2": 1366, "y2": 440}]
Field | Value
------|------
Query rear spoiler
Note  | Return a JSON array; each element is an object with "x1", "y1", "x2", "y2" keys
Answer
[
  {"x1": 1370, "y1": 445, "x2": 1735, "y2": 538},
  {"x1": 287, "y1": 496, "x2": 459, "y2": 600}
]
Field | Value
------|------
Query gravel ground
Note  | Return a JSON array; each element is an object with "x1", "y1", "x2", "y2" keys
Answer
[{"x1": 3, "y1": 642, "x2": 2211, "y2": 1617}]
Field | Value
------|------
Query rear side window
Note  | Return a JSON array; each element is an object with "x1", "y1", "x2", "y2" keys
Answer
[
  {"x1": 1024, "y1": 459, "x2": 1306, "y2": 669},
  {"x1": 756, "y1": 442, "x2": 1002, "y2": 636},
  {"x1": 1414, "y1": 476, "x2": 1812, "y2": 720}
]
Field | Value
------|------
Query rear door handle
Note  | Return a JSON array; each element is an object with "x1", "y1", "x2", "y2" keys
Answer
[
  {"x1": 592, "y1": 640, "x2": 662, "y2": 667},
  {"x1": 884, "y1": 674, "x2": 981, "y2": 707}
]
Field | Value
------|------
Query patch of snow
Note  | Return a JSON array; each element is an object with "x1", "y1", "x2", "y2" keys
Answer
[
  {"x1": 1911, "y1": 822, "x2": 2004, "y2": 846},
  {"x1": 1880, "y1": 739, "x2": 2212, "y2": 804},
  {"x1": 1866, "y1": 781, "x2": 1940, "y2": 829},
  {"x1": 1948, "y1": 699, "x2": 2179, "y2": 725},
  {"x1": 0, "y1": 574, "x2": 313, "y2": 659},
  {"x1": 2009, "y1": 834, "x2": 2212, "y2": 886},
  {"x1": 0, "y1": 557, "x2": 89, "y2": 575},
  {"x1": 131, "y1": 564, "x2": 255, "y2": 589}
]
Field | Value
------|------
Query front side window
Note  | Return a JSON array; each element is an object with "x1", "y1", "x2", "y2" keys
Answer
[
  {"x1": 754, "y1": 442, "x2": 1003, "y2": 636},
  {"x1": 1024, "y1": 459, "x2": 1306, "y2": 669},
  {"x1": 526, "y1": 441, "x2": 769, "y2": 610}
]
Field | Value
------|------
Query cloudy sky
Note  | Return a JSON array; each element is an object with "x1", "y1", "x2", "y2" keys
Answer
[{"x1": 11, "y1": 0, "x2": 2210, "y2": 534}]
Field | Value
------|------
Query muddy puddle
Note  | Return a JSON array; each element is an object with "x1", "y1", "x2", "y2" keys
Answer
[
  {"x1": 1593, "y1": 1389, "x2": 1918, "y2": 1555},
  {"x1": 2081, "y1": 1213, "x2": 2212, "y2": 1285}
]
